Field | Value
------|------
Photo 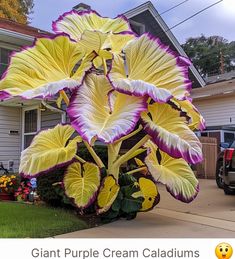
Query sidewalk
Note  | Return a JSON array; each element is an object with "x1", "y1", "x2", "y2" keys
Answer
[{"x1": 55, "y1": 180, "x2": 235, "y2": 238}]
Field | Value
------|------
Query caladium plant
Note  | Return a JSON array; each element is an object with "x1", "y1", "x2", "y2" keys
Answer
[{"x1": 0, "y1": 10, "x2": 205, "y2": 219}]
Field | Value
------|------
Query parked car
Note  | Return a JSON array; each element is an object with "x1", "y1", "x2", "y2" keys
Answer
[{"x1": 216, "y1": 141, "x2": 235, "y2": 195}]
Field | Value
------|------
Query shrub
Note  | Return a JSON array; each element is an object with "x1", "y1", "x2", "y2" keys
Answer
[{"x1": 37, "y1": 167, "x2": 71, "y2": 207}]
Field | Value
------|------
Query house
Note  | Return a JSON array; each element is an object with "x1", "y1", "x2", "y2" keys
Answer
[
  {"x1": 191, "y1": 71, "x2": 235, "y2": 149},
  {"x1": 0, "y1": 1, "x2": 205, "y2": 172}
]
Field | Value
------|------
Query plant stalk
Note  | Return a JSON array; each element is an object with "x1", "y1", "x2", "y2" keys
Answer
[
  {"x1": 75, "y1": 155, "x2": 86, "y2": 164},
  {"x1": 116, "y1": 125, "x2": 143, "y2": 143},
  {"x1": 126, "y1": 167, "x2": 148, "y2": 175},
  {"x1": 59, "y1": 90, "x2": 70, "y2": 106},
  {"x1": 84, "y1": 141, "x2": 105, "y2": 168}
]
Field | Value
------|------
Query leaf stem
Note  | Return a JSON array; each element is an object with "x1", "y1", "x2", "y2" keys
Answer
[
  {"x1": 83, "y1": 141, "x2": 105, "y2": 168},
  {"x1": 126, "y1": 167, "x2": 148, "y2": 175},
  {"x1": 59, "y1": 90, "x2": 70, "y2": 106},
  {"x1": 116, "y1": 125, "x2": 143, "y2": 143},
  {"x1": 75, "y1": 155, "x2": 86, "y2": 164},
  {"x1": 114, "y1": 135, "x2": 150, "y2": 167}
]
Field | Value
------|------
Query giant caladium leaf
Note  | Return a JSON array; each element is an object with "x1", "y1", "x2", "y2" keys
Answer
[
  {"x1": 0, "y1": 35, "x2": 91, "y2": 100},
  {"x1": 67, "y1": 73, "x2": 147, "y2": 144},
  {"x1": 64, "y1": 162, "x2": 100, "y2": 208},
  {"x1": 19, "y1": 124, "x2": 81, "y2": 177},
  {"x1": 145, "y1": 140, "x2": 199, "y2": 203},
  {"x1": 172, "y1": 99, "x2": 206, "y2": 131},
  {"x1": 108, "y1": 34, "x2": 192, "y2": 102},
  {"x1": 53, "y1": 10, "x2": 132, "y2": 41},
  {"x1": 141, "y1": 102, "x2": 202, "y2": 164},
  {"x1": 97, "y1": 175, "x2": 120, "y2": 214}
]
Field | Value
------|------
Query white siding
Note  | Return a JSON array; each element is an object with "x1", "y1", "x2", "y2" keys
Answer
[
  {"x1": 0, "y1": 106, "x2": 21, "y2": 171},
  {"x1": 194, "y1": 95, "x2": 235, "y2": 127},
  {"x1": 41, "y1": 110, "x2": 62, "y2": 130}
]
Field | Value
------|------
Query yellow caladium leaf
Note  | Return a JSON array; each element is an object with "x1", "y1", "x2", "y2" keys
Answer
[
  {"x1": 145, "y1": 140, "x2": 199, "y2": 203},
  {"x1": 64, "y1": 162, "x2": 100, "y2": 208},
  {"x1": 172, "y1": 99, "x2": 206, "y2": 131},
  {"x1": 132, "y1": 177, "x2": 160, "y2": 212},
  {"x1": 53, "y1": 10, "x2": 132, "y2": 41},
  {"x1": 67, "y1": 73, "x2": 147, "y2": 144},
  {"x1": 19, "y1": 124, "x2": 81, "y2": 177},
  {"x1": 0, "y1": 35, "x2": 91, "y2": 100},
  {"x1": 141, "y1": 102, "x2": 202, "y2": 164},
  {"x1": 97, "y1": 175, "x2": 120, "y2": 214},
  {"x1": 109, "y1": 34, "x2": 192, "y2": 102}
]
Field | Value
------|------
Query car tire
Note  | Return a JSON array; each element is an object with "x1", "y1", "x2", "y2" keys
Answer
[
  {"x1": 216, "y1": 160, "x2": 224, "y2": 189},
  {"x1": 224, "y1": 184, "x2": 235, "y2": 195}
]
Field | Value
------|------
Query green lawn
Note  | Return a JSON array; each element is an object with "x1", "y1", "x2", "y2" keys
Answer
[{"x1": 0, "y1": 202, "x2": 89, "y2": 238}]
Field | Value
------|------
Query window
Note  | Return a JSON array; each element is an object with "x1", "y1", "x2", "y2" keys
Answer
[
  {"x1": 22, "y1": 107, "x2": 41, "y2": 149},
  {"x1": 224, "y1": 132, "x2": 235, "y2": 145},
  {"x1": 0, "y1": 48, "x2": 12, "y2": 78}
]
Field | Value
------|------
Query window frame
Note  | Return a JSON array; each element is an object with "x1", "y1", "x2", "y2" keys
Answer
[
  {"x1": 0, "y1": 45, "x2": 15, "y2": 78},
  {"x1": 21, "y1": 106, "x2": 41, "y2": 150}
]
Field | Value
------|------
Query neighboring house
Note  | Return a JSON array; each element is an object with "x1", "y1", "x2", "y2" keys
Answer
[
  {"x1": 0, "y1": 1, "x2": 205, "y2": 172},
  {"x1": 192, "y1": 71, "x2": 235, "y2": 148}
]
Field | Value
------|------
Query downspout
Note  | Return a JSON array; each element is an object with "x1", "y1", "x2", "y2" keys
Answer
[{"x1": 41, "y1": 101, "x2": 66, "y2": 123}]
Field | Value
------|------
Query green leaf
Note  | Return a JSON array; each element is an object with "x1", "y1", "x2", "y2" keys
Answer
[
  {"x1": 121, "y1": 196, "x2": 144, "y2": 214},
  {"x1": 119, "y1": 173, "x2": 137, "y2": 186},
  {"x1": 111, "y1": 191, "x2": 123, "y2": 212}
]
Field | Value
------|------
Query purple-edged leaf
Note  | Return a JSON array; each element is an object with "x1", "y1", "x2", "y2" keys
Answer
[
  {"x1": 53, "y1": 10, "x2": 132, "y2": 41},
  {"x1": 0, "y1": 35, "x2": 91, "y2": 100},
  {"x1": 141, "y1": 102, "x2": 203, "y2": 164},
  {"x1": 145, "y1": 140, "x2": 199, "y2": 203},
  {"x1": 172, "y1": 99, "x2": 206, "y2": 131},
  {"x1": 64, "y1": 162, "x2": 100, "y2": 209},
  {"x1": 67, "y1": 73, "x2": 147, "y2": 144},
  {"x1": 108, "y1": 34, "x2": 192, "y2": 102},
  {"x1": 19, "y1": 124, "x2": 82, "y2": 177}
]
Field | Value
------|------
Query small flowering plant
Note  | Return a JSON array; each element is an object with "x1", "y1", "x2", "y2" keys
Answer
[
  {"x1": 14, "y1": 181, "x2": 32, "y2": 201},
  {"x1": 0, "y1": 175, "x2": 18, "y2": 194},
  {"x1": 0, "y1": 10, "x2": 205, "y2": 219}
]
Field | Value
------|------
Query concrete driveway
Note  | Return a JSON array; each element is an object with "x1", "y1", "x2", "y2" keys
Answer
[{"x1": 56, "y1": 179, "x2": 235, "y2": 238}]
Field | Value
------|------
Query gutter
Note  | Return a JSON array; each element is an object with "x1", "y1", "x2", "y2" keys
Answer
[{"x1": 0, "y1": 28, "x2": 34, "y2": 43}]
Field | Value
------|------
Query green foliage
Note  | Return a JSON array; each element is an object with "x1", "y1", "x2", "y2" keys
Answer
[
  {"x1": 37, "y1": 167, "x2": 72, "y2": 208},
  {"x1": 183, "y1": 35, "x2": 235, "y2": 76},
  {"x1": 0, "y1": 0, "x2": 34, "y2": 24},
  {"x1": 101, "y1": 173, "x2": 144, "y2": 222}
]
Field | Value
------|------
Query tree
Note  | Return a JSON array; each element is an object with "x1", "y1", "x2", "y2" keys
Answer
[
  {"x1": 183, "y1": 35, "x2": 235, "y2": 77},
  {"x1": 0, "y1": 0, "x2": 34, "y2": 24}
]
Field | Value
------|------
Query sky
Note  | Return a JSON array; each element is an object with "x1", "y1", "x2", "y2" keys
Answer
[{"x1": 31, "y1": 0, "x2": 235, "y2": 44}]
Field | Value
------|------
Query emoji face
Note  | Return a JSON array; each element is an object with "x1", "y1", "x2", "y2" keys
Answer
[{"x1": 215, "y1": 243, "x2": 233, "y2": 259}]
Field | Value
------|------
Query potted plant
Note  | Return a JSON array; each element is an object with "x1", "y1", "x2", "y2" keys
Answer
[{"x1": 0, "y1": 175, "x2": 18, "y2": 201}]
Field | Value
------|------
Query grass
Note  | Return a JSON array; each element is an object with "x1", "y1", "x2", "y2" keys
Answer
[{"x1": 0, "y1": 202, "x2": 89, "y2": 238}]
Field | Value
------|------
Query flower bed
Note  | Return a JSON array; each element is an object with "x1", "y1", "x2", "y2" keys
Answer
[{"x1": 0, "y1": 175, "x2": 19, "y2": 201}]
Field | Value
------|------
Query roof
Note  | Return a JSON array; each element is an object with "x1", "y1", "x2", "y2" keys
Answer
[
  {"x1": 205, "y1": 71, "x2": 235, "y2": 85},
  {"x1": 191, "y1": 78, "x2": 235, "y2": 100},
  {"x1": 0, "y1": 17, "x2": 51, "y2": 38},
  {"x1": 124, "y1": 1, "x2": 205, "y2": 88}
]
